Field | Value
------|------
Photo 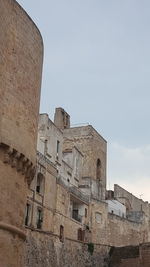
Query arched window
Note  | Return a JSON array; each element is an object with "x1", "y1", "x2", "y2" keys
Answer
[
  {"x1": 96, "y1": 159, "x2": 101, "y2": 180},
  {"x1": 60, "y1": 225, "x2": 64, "y2": 242},
  {"x1": 36, "y1": 173, "x2": 45, "y2": 195}
]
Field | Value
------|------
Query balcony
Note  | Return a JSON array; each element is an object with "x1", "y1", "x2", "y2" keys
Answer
[
  {"x1": 69, "y1": 185, "x2": 89, "y2": 203},
  {"x1": 37, "y1": 150, "x2": 55, "y2": 168},
  {"x1": 72, "y1": 210, "x2": 82, "y2": 223},
  {"x1": 56, "y1": 176, "x2": 90, "y2": 204}
]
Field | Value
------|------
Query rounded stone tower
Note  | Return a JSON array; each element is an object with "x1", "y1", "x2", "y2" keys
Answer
[{"x1": 0, "y1": 0, "x2": 43, "y2": 266}]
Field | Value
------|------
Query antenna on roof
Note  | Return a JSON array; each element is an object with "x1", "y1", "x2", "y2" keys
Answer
[{"x1": 70, "y1": 123, "x2": 89, "y2": 127}]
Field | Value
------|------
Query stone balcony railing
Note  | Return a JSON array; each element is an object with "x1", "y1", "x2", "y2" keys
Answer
[
  {"x1": 57, "y1": 176, "x2": 90, "y2": 204},
  {"x1": 69, "y1": 184, "x2": 90, "y2": 203},
  {"x1": 37, "y1": 151, "x2": 56, "y2": 168}
]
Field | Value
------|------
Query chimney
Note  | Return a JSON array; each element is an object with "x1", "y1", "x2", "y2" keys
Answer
[{"x1": 54, "y1": 107, "x2": 70, "y2": 130}]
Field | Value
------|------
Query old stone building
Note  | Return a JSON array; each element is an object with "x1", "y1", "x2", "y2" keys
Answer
[
  {"x1": 1, "y1": 1, "x2": 150, "y2": 267},
  {"x1": 24, "y1": 107, "x2": 150, "y2": 266}
]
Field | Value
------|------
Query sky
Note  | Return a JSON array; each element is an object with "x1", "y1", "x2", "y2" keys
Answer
[{"x1": 17, "y1": 0, "x2": 150, "y2": 201}]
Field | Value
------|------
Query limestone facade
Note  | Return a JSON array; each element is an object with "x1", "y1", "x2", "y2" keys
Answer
[{"x1": 25, "y1": 107, "x2": 150, "y2": 259}]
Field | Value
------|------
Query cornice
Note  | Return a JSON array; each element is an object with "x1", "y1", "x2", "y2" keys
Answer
[{"x1": 0, "y1": 143, "x2": 35, "y2": 185}]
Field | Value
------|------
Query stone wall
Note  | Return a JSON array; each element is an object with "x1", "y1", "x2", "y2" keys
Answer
[
  {"x1": 25, "y1": 229, "x2": 111, "y2": 267},
  {"x1": 0, "y1": 0, "x2": 43, "y2": 164},
  {"x1": 109, "y1": 245, "x2": 139, "y2": 267},
  {"x1": 0, "y1": 0, "x2": 43, "y2": 266},
  {"x1": 108, "y1": 213, "x2": 143, "y2": 246},
  {"x1": 109, "y1": 243, "x2": 150, "y2": 267},
  {"x1": 90, "y1": 201, "x2": 148, "y2": 247},
  {"x1": 114, "y1": 185, "x2": 150, "y2": 216},
  {"x1": 25, "y1": 230, "x2": 150, "y2": 267},
  {"x1": 140, "y1": 243, "x2": 150, "y2": 267},
  {"x1": 91, "y1": 200, "x2": 108, "y2": 244}
]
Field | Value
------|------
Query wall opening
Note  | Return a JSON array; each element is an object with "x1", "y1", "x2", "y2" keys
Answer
[
  {"x1": 96, "y1": 158, "x2": 101, "y2": 179},
  {"x1": 56, "y1": 140, "x2": 60, "y2": 160},
  {"x1": 60, "y1": 225, "x2": 64, "y2": 242},
  {"x1": 37, "y1": 208, "x2": 43, "y2": 229},
  {"x1": 85, "y1": 208, "x2": 87, "y2": 218},
  {"x1": 36, "y1": 173, "x2": 45, "y2": 195},
  {"x1": 25, "y1": 203, "x2": 31, "y2": 226},
  {"x1": 77, "y1": 228, "x2": 85, "y2": 242}
]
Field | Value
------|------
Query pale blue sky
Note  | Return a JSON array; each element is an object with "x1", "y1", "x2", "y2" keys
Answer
[{"x1": 17, "y1": 0, "x2": 150, "y2": 200}]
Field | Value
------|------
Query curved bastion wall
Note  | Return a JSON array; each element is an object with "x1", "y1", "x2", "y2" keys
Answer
[
  {"x1": 0, "y1": 0, "x2": 43, "y2": 163},
  {"x1": 0, "y1": 0, "x2": 43, "y2": 266}
]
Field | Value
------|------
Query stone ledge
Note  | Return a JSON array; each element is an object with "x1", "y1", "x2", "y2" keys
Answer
[{"x1": 0, "y1": 222, "x2": 26, "y2": 240}]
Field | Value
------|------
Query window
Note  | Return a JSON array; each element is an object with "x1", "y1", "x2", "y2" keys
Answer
[
  {"x1": 85, "y1": 208, "x2": 87, "y2": 218},
  {"x1": 25, "y1": 203, "x2": 30, "y2": 226},
  {"x1": 71, "y1": 201, "x2": 82, "y2": 223},
  {"x1": 64, "y1": 115, "x2": 69, "y2": 128},
  {"x1": 37, "y1": 208, "x2": 43, "y2": 229},
  {"x1": 78, "y1": 228, "x2": 84, "y2": 242},
  {"x1": 72, "y1": 209, "x2": 82, "y2": 222},
  {"x1": 96, "y1": 159, "x2": 101, "y2": 180},
  {"x1": 95, "y1": 212, "x2": 102, "y2": 223},
  {"x1": 36, "y1": 173, "x2": 44, "y2": 195},
  {"x1": 44, "y1": 139, "x2": 48, "y2": 155},
  {"x1": 56, "y1": 140, "x2": 60, "y2": 160},
  {"x1": 60, "y1": 225, "x2": 64, "y2": 242}
]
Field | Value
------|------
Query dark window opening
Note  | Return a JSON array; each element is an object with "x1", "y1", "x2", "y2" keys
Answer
[
  {"x1": 85, "y1": 208, "x2": 87, "y2": 218},
  {"x1": 56, "y1": 140, "x2": 60, "y2": 160},
  {"x1": 36, "y1": 173, "x2": 44, "y2": 194},
  {"x1": 37, "y1": 208, "x2": 43, "y2": 229},
  {"x1": 25, "y1": 203, "x2": 30, "y2": 226},
  {"x1": 36, "y1": 185, "x2": 40, "y2": 193},
  {"x1": 72, "y1": 209, "x2": 82, "y2": 223},
  {"x1": 96, "y1": 158, "x2": 101, "y2": 180},
  {"x1": 60, "y1": 225, "x2": 64, "y2": 242},
  {"x1": 73, "y1": 209, "x2": 78, "y2": 218},
  {"x1": 64, "y1": 115, "x2": 68, "y2": 129},
  {"x1": 44, "y1": 139, "x2": 48, "y2": 155}
]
